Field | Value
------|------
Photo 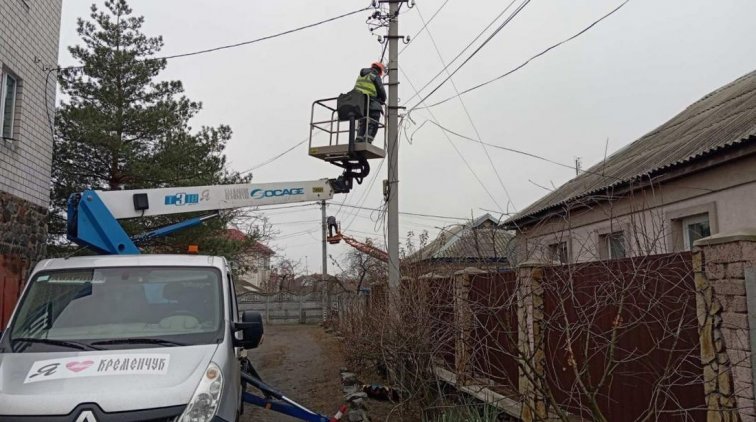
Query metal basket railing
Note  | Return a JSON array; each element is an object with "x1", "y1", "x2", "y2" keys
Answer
[{"x1": 308, "y1": 96, "x2": 386, "y2": 152}]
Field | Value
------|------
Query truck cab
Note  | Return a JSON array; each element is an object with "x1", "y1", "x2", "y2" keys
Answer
[{"x1": 0, "y1": 254, "x2": 262, "y2": 422}]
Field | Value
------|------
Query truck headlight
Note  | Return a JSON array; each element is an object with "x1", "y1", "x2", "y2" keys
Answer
[{"x1": 180, "y1": 362, "x2": 223, "y2": 422}]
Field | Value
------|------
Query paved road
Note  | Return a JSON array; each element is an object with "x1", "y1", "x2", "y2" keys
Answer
[{"x1": 241, "y1": 325, "x2": 345, "y2": 422}]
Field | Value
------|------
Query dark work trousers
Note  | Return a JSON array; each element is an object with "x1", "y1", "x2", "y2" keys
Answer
[
  {"x1": 328, "y1": 223, "x2": 338, "y2": 237},
  {"x1": 356, "y1": 108, "x2": 382, "y2": 142}
]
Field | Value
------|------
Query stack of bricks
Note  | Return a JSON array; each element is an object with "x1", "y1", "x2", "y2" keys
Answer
[{"x1": 694, "y1": 231, "x2": 756, "y2": 421}]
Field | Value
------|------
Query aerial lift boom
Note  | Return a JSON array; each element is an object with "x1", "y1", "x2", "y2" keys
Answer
[
  {"x1": 68, "y1": 179, "x2": 336, "y2": 255},
  {"x1": 63, "y1": 91, "x2": 387, "y2": 421},
  {"x1": 328, "y1": 231, "x2": 389, "y2": 263}
]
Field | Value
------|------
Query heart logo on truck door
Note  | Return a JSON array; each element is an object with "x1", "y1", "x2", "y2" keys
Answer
[{"x1": 66, "y1": 360, "x2": 94, "y2": 373}]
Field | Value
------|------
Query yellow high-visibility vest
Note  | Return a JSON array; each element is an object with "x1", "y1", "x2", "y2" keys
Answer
[{"x1": 354, "y1": 73, "x2": 377, "y2": 97}]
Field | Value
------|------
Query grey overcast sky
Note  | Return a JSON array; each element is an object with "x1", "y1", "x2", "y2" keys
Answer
[{"x1": 58, "y1": 0, "x2": 756, "y2": 273}]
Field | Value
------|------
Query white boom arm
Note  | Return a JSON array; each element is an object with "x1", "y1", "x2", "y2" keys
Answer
[{"x1": 98, "y1": 179, "x2": 334, "y2": 219}]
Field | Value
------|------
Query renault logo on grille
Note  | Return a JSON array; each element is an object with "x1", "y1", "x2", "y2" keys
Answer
[{"x1": 75, "y1": 410, "x2": 97, "y2": 422}]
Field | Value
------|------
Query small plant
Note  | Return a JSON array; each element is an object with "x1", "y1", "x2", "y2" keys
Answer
[{"x1": 423, "y1": 403, "x2": 502, "y2": 422}]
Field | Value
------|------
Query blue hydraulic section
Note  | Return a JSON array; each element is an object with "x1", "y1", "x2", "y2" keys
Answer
[
  {"x1": 67, "y1": 190, "x2": 140, "y2": 255},
  {"x1": 240, "y1": 371, "x2": 334, "y2": 422},
  {"x1": 68, "y1": 191, "x2": 221, "y2": 255},
  {"x1": 131, "y1": 213, "x2": 218, "y2": 244},
  {"x1": 242, "y1": 392, "x2": 330, "y2": 422}
]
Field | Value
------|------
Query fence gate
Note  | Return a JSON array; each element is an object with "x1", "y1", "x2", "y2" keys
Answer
[{"x1": 238, "y1": 291, "x2": 332, "y2": 324}]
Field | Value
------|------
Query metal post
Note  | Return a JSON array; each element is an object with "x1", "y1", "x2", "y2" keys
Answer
[
  {"x1": 387, "y1": 0, "x2": 401, "y2": 289},
  {"x1": 321, "y1": 200, "x2": 328, "y2": 322}
]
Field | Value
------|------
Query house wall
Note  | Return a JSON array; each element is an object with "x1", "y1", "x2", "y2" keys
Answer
[
  {"x1": 517, "y1": 152, "x2": 756, "y2": 263},
  {"x1": 238, "y1": 253, "x2": 272, "y2": 290},
  {"x1": 0, "y1": 0, "x2": 63, "y2": 207},
  {"x1": 0, "y1": 0, "x2": 62, "y2": 326}
]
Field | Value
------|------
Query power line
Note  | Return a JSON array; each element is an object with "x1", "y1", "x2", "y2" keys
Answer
[
  {"x1": 401, "y1": 0, "x2": 521, "y2": 106},
  {"x1": 413, "y1": 3, "x2": 517, "y2": 213},
  {"x1": 162, "y1": 7, "x2": 371, "y2": 61},
  {"x1": 398, "y1": 0, "x2": 453, "y2": 56},
  {"x1": 407, "y1": 0, "x2": 531, "y2": 112},
  {"x1": 271, "y1": 219, "x2": 321, "y2": 225},
  {"x1": 46, "y1": 6, "x2": 374, "y2": 143},
  {"x1": 238, "y1": 137, "x2": 308, "y2": 175},
  {"x1": 418, "y1": 0, "x2": 631, "y2": 110},
  {"x1": 426, "y1": 120, "x2": 578, "y2": 170},
  {"x1": 58, "y1": 6, "x2": 373, "y2": 72},
  {"x1": 401, "y1": 67, "x2": 505, "y2": 211},
  {"x1": 425, "y1": 119, "x2": 716, "y2": 193},
  {"x1": 334, "y1": 203, "x2": 469, "y2": 221}
]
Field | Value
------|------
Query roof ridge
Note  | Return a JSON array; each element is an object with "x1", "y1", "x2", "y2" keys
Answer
[
  {"x1": 506, "y1": 69, "x2": 756, "y2": 226},
  {"x1": 689, "y1": 70, "x2": 756, "y2": 106},
  {"x1": 583, "y1": 79, "x2": 756, "y2": 176}
]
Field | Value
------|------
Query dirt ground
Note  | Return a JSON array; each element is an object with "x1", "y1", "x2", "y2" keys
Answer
[
  {"x1": 240, "y1": 324, "x2": 406, "y2": 422},
  {"x1": 241, "y1": 324, "x2": 346, "y2": 421}
]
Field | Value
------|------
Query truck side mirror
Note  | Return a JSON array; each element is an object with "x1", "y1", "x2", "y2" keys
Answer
[{"x1": 234, "y1": 311, "x2": 264, "y2": 349}]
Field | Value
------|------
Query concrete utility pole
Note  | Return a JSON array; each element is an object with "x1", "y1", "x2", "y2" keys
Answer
[
  {"x1": 321, "y1": 200, "x2": 328, "y2": 321},
  {"x1": 386, "y1": 0, "x2": 402, "y2": 289},
  {"x1": 321, "y1": 200, "x2": 328, "y2": 278}
]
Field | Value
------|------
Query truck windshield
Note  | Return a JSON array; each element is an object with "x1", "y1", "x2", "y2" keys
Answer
[{"x1": 7, "y1": 267, "x2": 223, "y2": 352}]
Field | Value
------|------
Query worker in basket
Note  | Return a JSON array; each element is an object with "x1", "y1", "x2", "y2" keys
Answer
[
  {"x1": 327, "y1": 215, "x2": 339, "y2": 237},
  {"x1": 353, "y1": 61, "x2": 387, "y2": 144}
]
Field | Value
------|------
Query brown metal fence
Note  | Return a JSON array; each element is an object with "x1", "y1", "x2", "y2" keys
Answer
[
  {"x1": 428, "y1": 275, "x2": 456, "y2": 369},
  {"x1": 542, "y1": 253, "x2": 705, "y2": 421},
  {"x1": 0, "y1": 256, "x2": 27, "y2": 328},
  {"x1": 469, "y1": 271, "x2": 519, "y2": 388}
]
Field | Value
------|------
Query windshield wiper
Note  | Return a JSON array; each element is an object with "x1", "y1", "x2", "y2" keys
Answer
[
  {"x1": 90, "y1": 338, "x2": 187, "y2": 347},
  {"x1": 12, "y1": 337, "x2": 102, "y2": 351}
]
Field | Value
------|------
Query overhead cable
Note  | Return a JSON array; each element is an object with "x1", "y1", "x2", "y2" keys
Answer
[
  {"x1": 58, "y1": 6, "x2": 372, "y2": 71},
  {"x1": 334, "y1": 203, "x2": 469, "y2": 221},
  {"x1": 398, "y1": 0, "x2": 453, "y2": 56},
  {"x1": 239, "y1": 137, "x2": 308, "y2": 175},
  {"x1": 413, "y1": 3, "x2": 517, "y2": 212},
  {"x1": 402, "y1": 0, "x2": 524, "y2": 106},
  {"x1": 417, "y1": 0, "x2": 631, "y2": 110},
  {"x1": 426, "y1": 119, "x2": 715, "y2": 193},
  {"x1": 401, "y1": 67, "x2": 505, "y2": 211},
  {"x1": 406, "y1": 0, "x2": 531, "y2": 112}
]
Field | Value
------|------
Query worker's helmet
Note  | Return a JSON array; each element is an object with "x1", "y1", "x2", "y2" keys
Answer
[{"x1": 371, "y1": 61, "x2": 386, "y2": 76}]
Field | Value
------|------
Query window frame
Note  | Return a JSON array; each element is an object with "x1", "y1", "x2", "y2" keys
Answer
[
  {"x1": 0, "y1": 71, "x2": 18, "y2": 140},
  {"x1": 682, "y1": 213, "x2": 711, "y2": 251},
  {"x1": 548, "y1": 241, "x2": 568, "y2": 264},
  {"x1": 600, "y1": 231, "x2": 627, "y2": 260}
]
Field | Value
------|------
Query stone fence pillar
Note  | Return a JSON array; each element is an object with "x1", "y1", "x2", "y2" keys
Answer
[
  {"x1": 695, "y1": 230, "x2": 756, "y2": 422},
  {"x1": 453, "y1": 267, "x2": 485, "y2": 385},
  {"x1": 517, "y1": 261, "x2": 549, "y2": 422}
]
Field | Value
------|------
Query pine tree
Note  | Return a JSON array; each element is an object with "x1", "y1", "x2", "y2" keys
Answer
[{"x1": 51, "y1": 0, "x2": 255, "y2": 265}]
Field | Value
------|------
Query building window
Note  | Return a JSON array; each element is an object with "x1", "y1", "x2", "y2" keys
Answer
[
  {"x1": 600, "y1": 231, "x2": 626, "y2": 260},
  {"x1": 682, "y1": 214, "x2": 711, "y2": 251},
  {"x1": 1, "y1": 72, "x2": 19, "y2": 139},
  {"x1": 548, "y1": 242, "x2": 568, "y2": 264}
]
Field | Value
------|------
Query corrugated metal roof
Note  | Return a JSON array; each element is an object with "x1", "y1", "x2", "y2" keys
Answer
[
  {"x1": 506, "y1": 69, "x2": 756, "y2": 226},
  {"x1": 407, "y1": 214, "x2": 513, "y2": 262}
]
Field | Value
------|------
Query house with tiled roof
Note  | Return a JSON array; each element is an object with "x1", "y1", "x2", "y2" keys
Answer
[{"x1": 504, "y1": 70, "x2": 756, "y2": 263}]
